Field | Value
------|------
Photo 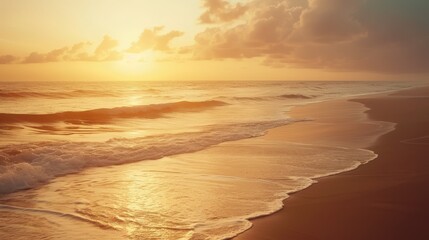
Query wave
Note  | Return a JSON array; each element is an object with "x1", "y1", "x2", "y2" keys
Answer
[
  {"x1": 0, "y1": 100, "x2": 227, "y2": 124},
  {"x1": 0, "y1": 119, "x2": 297, "y2": 194},
  {"x1": 278, "y1": 94, "x2": 313, "y2": 99},
  {"x1": 0, "y1": 90, "x2": 116, "y2": 99},
  {"x1": 220, "y1": 94, "x2": 314, "y2": 102},
  {"x1": 0, "y1": 204, "x2": 112, "y2": 229}
]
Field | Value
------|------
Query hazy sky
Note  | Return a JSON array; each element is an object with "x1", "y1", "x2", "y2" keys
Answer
[{"x1": 0, "y1": 0, "x2": 428, "y2": 81}]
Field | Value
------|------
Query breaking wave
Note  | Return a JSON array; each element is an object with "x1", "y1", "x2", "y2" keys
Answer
[
  {"x1": 0, "y1": 119, "x2": 298, "y2": 194},
  {"x1": 0, "y1": 100, "x2": 227, "y2": 124}
]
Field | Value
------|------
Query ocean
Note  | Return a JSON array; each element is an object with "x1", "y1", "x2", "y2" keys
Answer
[{"x1": 0, "y1": 81, "x2": 417, "y2": 239}]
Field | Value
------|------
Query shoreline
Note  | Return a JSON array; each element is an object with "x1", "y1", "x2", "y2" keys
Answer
[
  {"x1": 235, "y1": 86, "x2": 429, "y2": 240},
  {"x1": 0, "y1": 86, "x2": 396, "y2": 239},
  {"x1": 1, "y1": 84, "x2": 427, "y2": 239}
]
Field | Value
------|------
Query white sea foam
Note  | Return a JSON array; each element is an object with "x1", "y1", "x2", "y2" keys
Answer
[{"x1": 0, "y1": 119, "x2": 297, "y2": 194}]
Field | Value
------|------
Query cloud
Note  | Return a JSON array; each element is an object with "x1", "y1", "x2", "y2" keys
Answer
[
  {"x1": 291, "y1": 0, "x2": 366, "y2": 43},
  {"x1": 90, "y1": 35, "x2": 123, "y2": 61},
  {"x1": 3, "y1": 28, "x2": 184, "y2": 65},
  {"x1": 0, "y1": 55, "x2": 17, "y2": 64},
  {"x1": 63, "y1": 42, "x2": 92, "y2": 61},
  {"x1": 193, "y1": 1, "x2": 303, "y2": 59},
  {"x1": 193, "y1": 0, "x2": 429, "y2": 73},
  {"x1": 199, "y1": 0, "x2": 248, "y2": 24},
  {"x1": 128, "y1": 27, "x2": 184, "y2": 53},
  {"x1": 23, "y1": 47, "x2": 69, "y2": 63},
  {"x1": 4, "y1": 27, "x2": 185, "y2": 65},
  {"x1": 287, "y1": 0, "x2": 429, "y2": 73},
  {"x1": 3, "y1": 0, "x2": 428, "y2": 74},
  {"x1": 69, "y1": 42, "x2": 91, "y2": 55},
  {"x1": 21, "y1": 36, "x2": 123, "y2": 63}
]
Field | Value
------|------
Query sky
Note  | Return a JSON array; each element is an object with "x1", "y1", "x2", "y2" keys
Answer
[{"x1": 0, "y1": 0, "x2": 428, "y2": 81}]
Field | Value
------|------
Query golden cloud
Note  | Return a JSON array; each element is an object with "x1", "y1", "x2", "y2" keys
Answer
[
  {"x1": 0, "y1": 55, "x2": 18, "y2": 64},
  {"x1": 199, "y1": 0, "x2": 248, "y2": 24},
  {"x1": 192, "y1": 0, "x2": 429, "y2": 73},
  {"x1": 2, "y1": 27, "x2": 184, "y2": 64},
  {"x1": 128, "y1": 27, "x2": 184, "y2": 53}
]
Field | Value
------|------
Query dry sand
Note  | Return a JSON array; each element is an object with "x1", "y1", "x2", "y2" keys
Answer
[{"x1": 235, "y1": 86, "x2": 429, "y2": 240}]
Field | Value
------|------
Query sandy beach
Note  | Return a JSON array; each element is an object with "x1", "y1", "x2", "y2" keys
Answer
[{"x1": 236, "y1": 86, "x2": 429, "y2": 240}]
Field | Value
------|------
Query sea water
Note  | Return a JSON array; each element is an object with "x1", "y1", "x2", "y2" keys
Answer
[{"x1": 0, "y1": 81, "x2": 418, "y2": 239}]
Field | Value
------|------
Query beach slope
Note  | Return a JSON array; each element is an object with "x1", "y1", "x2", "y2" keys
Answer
[{"x1": 236, "y1": 86, "x2": 429, "y2": 240}]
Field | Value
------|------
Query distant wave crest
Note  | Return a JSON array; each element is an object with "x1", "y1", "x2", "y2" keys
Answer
[
  {"x1": 277, "y1": 94, "x2": 313, "y2": 99},
  {"x1": 220, "y1": 94, "x2": 314, "y2": 101},
  {"x1": 0, "y1": 90, "x2": 116, "y2": 99},
  {"x1": 0, "y1": 100, "x2": 227, "y2": 124}
]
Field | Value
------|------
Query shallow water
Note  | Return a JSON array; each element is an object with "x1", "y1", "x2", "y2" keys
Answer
[{"x1": 0, "y1": 138, "x2": 376, "y2": 239}]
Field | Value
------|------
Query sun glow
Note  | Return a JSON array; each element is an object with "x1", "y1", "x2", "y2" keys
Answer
[
  {"x1": 123, "y1": 53, "x2": 143, "y2": 63},
  {"x1": 115, "y1": 52, "x2": 156, "y2": 75}
]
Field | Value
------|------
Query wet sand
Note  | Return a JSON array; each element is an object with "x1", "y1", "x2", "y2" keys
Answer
[{"x1": 236, "y1": 86, "x2": 429, "y2": 240}]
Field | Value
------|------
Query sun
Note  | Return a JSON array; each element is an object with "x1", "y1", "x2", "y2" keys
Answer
[
  {"x1": 123, "y1": 53, "x2": 142, "y2": 63},
  {"x1": 115, "y1": 52, "x2": 156, "y2": 75}
]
